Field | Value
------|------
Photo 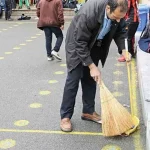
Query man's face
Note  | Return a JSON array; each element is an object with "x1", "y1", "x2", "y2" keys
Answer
[{"x1": 106, "y1": 5, "x2": 126, "y2": 22}]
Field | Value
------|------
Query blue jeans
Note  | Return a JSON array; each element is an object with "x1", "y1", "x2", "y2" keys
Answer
[{"x1": 43, "y1": 27, "x2": 63, "y2": 57}]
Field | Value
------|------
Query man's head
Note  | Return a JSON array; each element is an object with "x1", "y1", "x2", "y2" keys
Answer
[{"x1": 106, "y1": 0, "x2": 128, "y2": 22}]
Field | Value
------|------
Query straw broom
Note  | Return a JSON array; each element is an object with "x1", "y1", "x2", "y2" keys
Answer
[
  {"x1": 99, "y1": 39, "x2": 134, "y2": 136},
  {"x1": 99, "y1": 82, "x2": 134, "y2": 136}
]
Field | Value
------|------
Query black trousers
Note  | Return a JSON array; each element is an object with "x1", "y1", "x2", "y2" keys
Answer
[
  {"x1": 43, "y1": 27, "x2": 63, "y2": 57},
  {"x1": 60, "y1": 44, "x2": 101, "y2": 119},
  {"x1": 5, "y1": 0, "x2": 12, "y2": 20},
  {"x1": 127, "y1": 22, "x2": 139, "y2": 56}
]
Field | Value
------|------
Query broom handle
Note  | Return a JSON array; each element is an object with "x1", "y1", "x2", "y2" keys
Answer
[{"x1": 125, "y1": 38, "x2": 134, "y2": 115}]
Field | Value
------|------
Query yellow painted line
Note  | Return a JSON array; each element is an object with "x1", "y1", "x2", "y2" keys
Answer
[
  {"x1": 14, "y1": 120, "x2": 29, "y2": 127},
  {"x1": 2, "y1": 29, "x2": 7, "y2": 31},
  {"x1": 0, "y1": 129, "x2": 103, "y2": 136},
  {"x1": 127, "y1": 60, "x2": 144, "y2": 150},
  {"x1": 0, "y1": 139, "x2": 16, "y2": 149},
  {"x1": 0, "y1": 57, "x2": 4, "y2": 60},
  {"x1": 26, "y1": 40, "x2": 33, "y2": 42},
  {"x1": 20, "y1": 43, "x2": 26, "y2": 46},
  {"x1": 5, "y1": 52, "x2": 12, "y2": 54}
]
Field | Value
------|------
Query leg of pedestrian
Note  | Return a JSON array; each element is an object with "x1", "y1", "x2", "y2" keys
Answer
[
  {"x1": 60, "y1": 64, "x2": 83, "y2": 132},
  {"x1": 51, "y1": 27, "x2": 63, "y2": 61},
  {"x1": 43, "y1": 27, "x2": 54, "y2": 61}
]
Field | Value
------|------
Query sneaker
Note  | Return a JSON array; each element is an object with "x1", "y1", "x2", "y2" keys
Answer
[
  {"x1": 47, "y1": 56, "x2": 54, "y2": 61},
  {"x1": 7, "y1": 18, "x2": 13, "y2": 21},
  {"x1": 51, "y1": 50, "x2": 62, "y2": 60}
]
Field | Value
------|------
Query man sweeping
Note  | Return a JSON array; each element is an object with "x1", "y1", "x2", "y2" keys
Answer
[{"x1": 60, "y1": 0, "x2": 131, "y2": 132}]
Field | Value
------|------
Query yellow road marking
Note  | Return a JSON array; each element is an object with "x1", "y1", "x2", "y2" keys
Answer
[
  {"x1": 5, "y1": 52, "x2": 13, "y2": 54},
  {"x1": 55, "y1": 71, "x2": 64, "y2": 75},
  {"x1": 127, "y1": 60, "x2": 144, "y2": 150},
  {"x1": 0, "y1": 129, "x2": 103, "y2": 136},
  {"x1": 20, "y1": 43, "x2": 26, "y2": 46},
  {"x1": 113, "y1": 71, "x2": 123, "y2": 75},
  {"x1": 14, "y1": 120, "x2": 29, "y2": 127},
  {"x1": 0, "y1": 139, "x2": 16, "y2": 149},
  {"x1": 39, "y1": 91, "x2": 51, "y2": 95},
  {"x1": 112, "y1": 92, "x2": 123, "y2": 97},
  {"x1": 13, "y1": 47, "x2": 21, "y2": 50},
  {"x1": 49, "y1": 80, "x2": 58, "y2": 84},
  {"x1": 29, "y1": 103, "x2": 42, "y2": 108},
  {"x1": 26, "y1": 40, "x2": 33, "y2": 42},
  {"x1": 0, "y1": 57, "x2": 4, "y2": 60}
]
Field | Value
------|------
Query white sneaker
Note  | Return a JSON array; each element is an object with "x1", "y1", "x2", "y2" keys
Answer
[
  {"x1": 51, "y1": 50, "x2": 62, "y2": 60},
  {"x1": 47, "y1": 56, "x2": 54, "y2": 61}
]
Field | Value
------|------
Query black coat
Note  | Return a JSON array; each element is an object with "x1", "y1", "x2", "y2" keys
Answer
[{"x1": 65, "y1": 0, "x2": 126, "y2": 71}]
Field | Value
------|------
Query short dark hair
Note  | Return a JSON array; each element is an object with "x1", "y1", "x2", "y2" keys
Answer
[{"x1": 107, "y1": 0, "x2": 128, "y2": 13}]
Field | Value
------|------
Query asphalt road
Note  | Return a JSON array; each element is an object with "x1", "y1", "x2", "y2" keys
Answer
[{"x1": 0, "y1": 20, "x2": 146, "y2": 150}]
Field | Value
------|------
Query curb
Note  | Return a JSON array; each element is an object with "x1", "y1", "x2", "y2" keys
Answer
[
  {"x1": 147, "y1": 113, "x2": 150, "y2": 150},
  {"x1": 136, "y1": 32, "x2": 150, "y2": 150}
]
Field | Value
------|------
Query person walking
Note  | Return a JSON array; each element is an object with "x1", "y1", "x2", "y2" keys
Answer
[
  {"x1": 18, "y1": 0, "x2": 30, "y2": 9},
  {"x1": 36, "y1": 0, "x2": 64, "y2": 61},
  {"x1": 5, "y1": 0, "x2": 13, "y2": 20},
  {"x1": 118, "y1": 0, "x2": 139, "y2": 62},
  {"x1": 60, "y1": 0, "x2": 132, "y2": 132}
]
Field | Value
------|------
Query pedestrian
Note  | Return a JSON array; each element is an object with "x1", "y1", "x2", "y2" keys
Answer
[
  {"x1": 5, "y1": 0, "x2": 13, "y2": 20},
  {"x1": 60, "y1": 0, "x2": 132, "y2": 132},
  {"x1": 36, "y1": 0, "x2": 64, "y2": 61},
  {"x1": 118, "y1": 0, "x2": 139, "y2": 62},
  {"x1": 18, "y1": 0, "x2": 30, "y2": 9}
]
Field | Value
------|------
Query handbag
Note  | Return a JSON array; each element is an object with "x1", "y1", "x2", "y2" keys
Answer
[{"x1": 138, "y1": 20, "x2": 150, "y2": 53}]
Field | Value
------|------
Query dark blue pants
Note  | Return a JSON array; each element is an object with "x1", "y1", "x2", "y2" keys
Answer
[
  {"x1": 43, "y1": 27, "x2": 63, "y2": 57},
  {"x1": 60, "y1": 44, "x2": 100, "y2": 119}
]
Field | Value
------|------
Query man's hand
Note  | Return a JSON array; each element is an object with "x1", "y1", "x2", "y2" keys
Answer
[
  {"x1": 122, "y1": 49, "x2": 132, "y2": 62},
  {"x1": 89, "y1": 63, "x2": 101, "y2": 84},
  {"x1": 60, "y1": 25, "x2": 64, "y2": 30}
]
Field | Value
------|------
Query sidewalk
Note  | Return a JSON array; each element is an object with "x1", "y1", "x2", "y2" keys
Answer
[{"x1": 135, "y1": 31, "x2": 150, "y2": 150}]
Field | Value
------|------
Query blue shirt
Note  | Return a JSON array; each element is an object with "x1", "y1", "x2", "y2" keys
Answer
[{"x1": 97, "y1": 10, "x2": 111, "y2": 40}]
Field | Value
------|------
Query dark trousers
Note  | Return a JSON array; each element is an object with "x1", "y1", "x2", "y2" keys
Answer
[
  {"x1": 5, "y1": 0, "x2": 12, "y2": 20},
  {"x1": 60, "y1": 44, "x2": 100, "y2": 119},
  {"x1": 43, "y1": 27, "x2": 63, "y2": 57},
  {"x1": 127, "y1": 22, "x2": 139, "y2": 56}
]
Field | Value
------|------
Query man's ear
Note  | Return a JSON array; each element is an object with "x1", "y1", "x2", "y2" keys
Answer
[{"x1": 106, "y1": 5, "x2": 110, "y2": 11}]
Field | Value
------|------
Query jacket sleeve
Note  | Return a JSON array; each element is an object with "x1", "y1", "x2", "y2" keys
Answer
[
  {"x1": 113, "y1": 19, "x2": 127, "y2": 54},
  {"x1": 36, "y1": 2, "x2": 40, "y2": 17},
  {"x1": 57, "y1": 0, "x2": 64, "y2": 25},
  {"x1": 74, "y1": 14, "x2": 95, "y2": 66}
]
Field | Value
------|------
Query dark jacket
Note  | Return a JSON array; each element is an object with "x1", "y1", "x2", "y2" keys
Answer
[
  {"x1": 65, "y1": 0, "x2": 126, "y2": 71},
  {"x1": 37, "y1": 0, "x2": 64, "y2": 29}
]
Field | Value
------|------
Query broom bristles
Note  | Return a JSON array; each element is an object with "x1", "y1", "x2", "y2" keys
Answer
[{"x1": 100, "y1": 82, "x2": 134, "y2": 137}]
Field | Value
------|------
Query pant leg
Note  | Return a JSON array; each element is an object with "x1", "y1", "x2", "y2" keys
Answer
[
  {"x1": 51, "y1": 27, "x2": 63, "y2": 52},
  {"x1": 60, "y1": 63, "x2": 83, "y2": 119},
  {"x1": 81, "y1": 44, "x2": 100, "y2": 114},
  {"x1": 5, "y1": 0, "x2": 12, "y2": 19},
  {"x1": 127, "y1": 22, "x2": 139, "y2": 56},
  {"x1": 19, "y1": 0, "x2": 23, "y2": 7},
  {"x1": 43, "y1": 27, "x2": 52, "y2": 57},
  {"x1": 25, "y1": 0, "x2": 30, "y2": 7}
]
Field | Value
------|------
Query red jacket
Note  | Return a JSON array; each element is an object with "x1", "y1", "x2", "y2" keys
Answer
[
  {"x1": 37, "y1": 0, "x2": 64, "y2": 29},
  {"x1": 125, "y1": 0, "x2": 139, "y2": 22}
]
